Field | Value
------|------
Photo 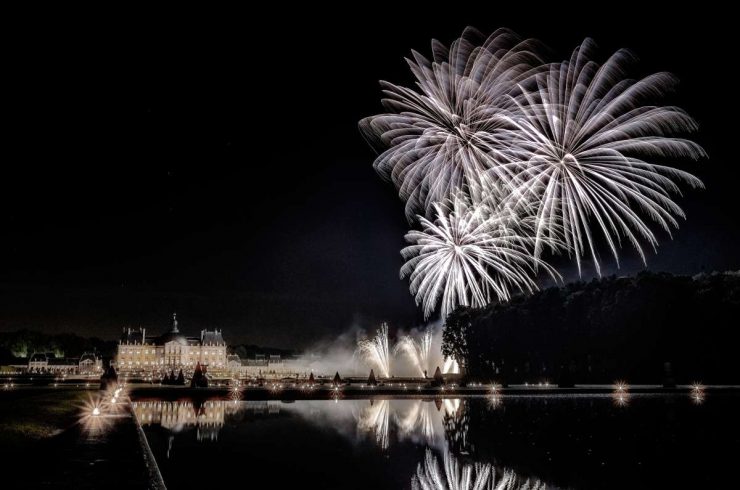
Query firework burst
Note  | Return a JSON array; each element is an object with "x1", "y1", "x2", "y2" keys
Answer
[
  {"x1": 362, "y1": 27, "x2": 705, "y2": 319},
  {"x1": 499, "y1": 39, "x2": 705, "y2": 274},
  {"x1": 401, "y1": 195, "x2": 557, "y2": 319},
  {"x1": 359, "y1": 27, "x2": 543, "y2": 221}
]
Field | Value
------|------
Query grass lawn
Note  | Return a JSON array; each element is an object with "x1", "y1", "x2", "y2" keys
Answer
[{"x1": 0, "y1": 388, "x2": 93, "y2": 448}]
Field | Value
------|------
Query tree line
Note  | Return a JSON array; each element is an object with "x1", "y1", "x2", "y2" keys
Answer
[{"x1": 443, "y1": 271, "x2": 740, "y2": 384}]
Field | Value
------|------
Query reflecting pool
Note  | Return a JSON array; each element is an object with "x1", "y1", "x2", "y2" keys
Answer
[{"x1": 136, "y1": 393, "x2": 739, "y2": 489}]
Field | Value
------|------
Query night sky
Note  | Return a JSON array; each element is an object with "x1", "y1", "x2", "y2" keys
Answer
[{"x1": 2, "y1": 9, "x2": 738, "y2": 347}]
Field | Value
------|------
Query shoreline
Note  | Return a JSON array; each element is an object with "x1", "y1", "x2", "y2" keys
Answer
[{"x1": 127, "y1": 383, "x2": 740, "y2": 401}]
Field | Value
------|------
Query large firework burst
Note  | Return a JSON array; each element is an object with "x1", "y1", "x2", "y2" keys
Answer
[
  {"x1": 362, "y1": 28, "x2": 705, "y2": 318},
  {"x1": 359, "y1": 27, "x2": 543, "y2": 221},
  {"x1": 499, "y1": 39, "x2": 705, "y2": 274},
  {"x1": 401, "y1": 195, "x2": 557, "y2": 319}
]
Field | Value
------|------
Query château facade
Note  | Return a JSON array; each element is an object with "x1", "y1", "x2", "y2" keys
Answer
[{"x1": 117, "y1": 313, "x2": 227, "y2": 374}]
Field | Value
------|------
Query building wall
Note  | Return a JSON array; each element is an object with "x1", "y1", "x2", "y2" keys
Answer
[
  {"x1": 117, "y1": 337, "x2": 227, "y2": 374},
  {"x1": 117, "y1": 342, "x2": 158, "y2": 370}
]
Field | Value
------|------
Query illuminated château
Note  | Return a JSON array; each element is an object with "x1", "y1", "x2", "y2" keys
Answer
[{"x1": 116, "y1": 313, "x2": 227, "y2": 374}]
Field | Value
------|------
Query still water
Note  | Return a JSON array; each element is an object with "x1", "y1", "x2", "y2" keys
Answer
[{"x1": 137, "y1": 393, "x2": 739, "y2": 489}]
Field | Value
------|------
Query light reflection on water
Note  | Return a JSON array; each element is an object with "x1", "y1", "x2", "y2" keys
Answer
[
  {"x1": 135, "y1": 393, "x2": 737, "y2": 490},
  {"x1": 135, "y1": 396, "x2": 547, "y2": 489},
  {"x1": 412, "y1": 449, "x2": 546, "y2": 490},
  {"x1": 132, "y1": 398, "x2": 459, "y2": 450}
]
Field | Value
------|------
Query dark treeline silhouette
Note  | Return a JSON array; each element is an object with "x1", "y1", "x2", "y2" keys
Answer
[
  {"x1": 443, "y1": 271, "x2": 740, "y2": 384},
  {"x1": 0, "y1": 329, "x2": 117, "y2": 362}
]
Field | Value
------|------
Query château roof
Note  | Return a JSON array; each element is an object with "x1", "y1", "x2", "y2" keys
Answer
[
  {"x1": 29, "y1": 352, "x2": 51, "y2": 362},
  {"x1": 201, "y1": 329, "x2": 225, "y2": 345},
  {"x1": 120, "y1": 327, "x2": 150, "y2": 344},
  {"x1": 120, "y1": 314, "x2": 226, "y2": 347},
  {"x1": 79, "y1": 352, "x2": 98, "y2": 363}
]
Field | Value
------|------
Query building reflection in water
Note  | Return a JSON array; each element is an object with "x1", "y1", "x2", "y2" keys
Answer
[
  {"x1": 133, "y1": 400, "x2": 228, "y2": 442},
  {"x1": 412, "y1": 449, "x2": 546, "y2": 490},
  {"x1": 132, "y1": 399, "x2": 285, "y2": 457},
  {"x1": 135, "y1": 397, "x2": 551, "y2": 487},
  {"x1": 133, "y1": 398, "x2": 467, "y2": 451}
]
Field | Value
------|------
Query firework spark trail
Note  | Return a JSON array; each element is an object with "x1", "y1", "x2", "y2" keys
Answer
[
  {"x1": 498, "y1": 38, "x2": 705, "y2": 275},
  {"x1": 401, "y1": 195, "x2": 558, "y2": 319},
  {"x1": 358, "y1": 323, "x2": 391, "y2": 378},
  {"x1": 359, "y1": 27, "x2": 544, "y2": 222},
  {"x1": 412, "y1": 449, "x2": 546, "y2": 490},
  {"x1": 395, "y1": 327, "x2": 434, "y2": 376}
]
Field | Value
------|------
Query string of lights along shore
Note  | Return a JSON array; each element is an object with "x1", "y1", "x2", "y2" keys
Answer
[{"x1": 360, "y1": 27, "x2": 704, "y2": 320}]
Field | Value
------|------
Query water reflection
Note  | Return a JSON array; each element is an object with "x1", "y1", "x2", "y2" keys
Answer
[
  {"x1": 133, "y1": 400, "x2": 236, "y2": 442},
  {"x1": 136, "y1": 397, "x2": 548, "y2": 488},
  {"x1": 691, "y1": 383, "x2": 706, "y2": 405},
  {"x1": 357, "y1": 399, "x2": 390, "y2": 449},
  {"x1": 133, "y1": 398, "x2": 464, "y2": 450},
  {"x1": 135, "y1": 394, "x2": 736, "y2": 490},
  {"x1": 612, "y1": 382, "x2": 630, "y2": 407},
  {"x1": 487, "y1": 394, "x2": 503, "y2": 410},
  {"x1": 412, "y1": 449, "x2": 546, "y2": 490},
  {"x1": 395, "y1": 399, "x2": 437, "y2": 442}
]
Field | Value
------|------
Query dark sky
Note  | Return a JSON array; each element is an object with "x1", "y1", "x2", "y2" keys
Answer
[{"x1": 2, "y1": 8, "x2": 738, "y2": 347}]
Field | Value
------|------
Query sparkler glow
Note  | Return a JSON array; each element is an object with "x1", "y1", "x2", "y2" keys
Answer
[
  {"x1": 691, "y1": 382, "x2": 706, "y2": 404},
  {"x1": 614, "y1": 381, "x2": 628, "y2": 393},
  {"x1": 358, "y1": 323, "x2": 391, "y2": 378},
  {"x1": 487, "y1": 394, "x2": 503, "y2": 410},
  {"x1": 230, "y1": 382, "x2": 243, "y2": 402},
  {"x1": 78, "y1": 395, "x2": 114, "y2": 434}
]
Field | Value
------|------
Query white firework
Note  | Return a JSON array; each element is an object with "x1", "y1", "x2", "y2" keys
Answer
[
  {"x1": 359, "y1": 27, "x2": 543, "y2": 221},
  {"x1": 401, "y1": 195, "x2": 556, "y2": 319},
  {"x1": 394, "y1": 328, "x2": 433, "y2": 377},
  {"x1": 411, "y1": 449, "x2": 546, "y2": 490},
  {"x1": 358, "y1": 323, "x2": 391, "y2": 378},
  {"x1": 499, "y1": 39, "x2": 705, "y2": 274}
]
